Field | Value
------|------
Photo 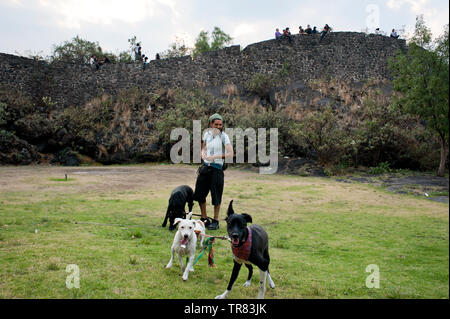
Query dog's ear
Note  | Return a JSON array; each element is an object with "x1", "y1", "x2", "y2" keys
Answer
[
  {"x1": 174, "y1": 218, "x2": 182, "y2": 226},
  {"x1": 187, "y1": 212, "x2": 193, "y2": 220},
  {"x1": 227, "y1": 200, "x2": 235, "y2": 217},
  {"x1": 242, "y1": 213, "x2": 252, "y2": 224}
]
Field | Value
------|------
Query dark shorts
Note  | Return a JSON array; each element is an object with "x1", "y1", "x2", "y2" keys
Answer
[{"x1": 193, "y1": 165, "x2": 224, "y2": 206}]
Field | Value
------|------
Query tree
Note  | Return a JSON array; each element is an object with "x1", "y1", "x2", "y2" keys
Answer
[
  {"x1": 192, "y1": 27, "x2": 232, "y2": 57},
  {"x1": 389, "y1": 16, "x2": 449, "y2": 176},
  {"x1": 160, "y1": 37, "x2": 192, "y2": 59},
  {"x1": 117, "y1": 51, "x2": 133, "y2": 63},
  {"x1": 52, "y1": 36, "x2": 102, "y2": 63},
  {"x1": 51, "y1": 35, "x2": 118, "y2": 64}
]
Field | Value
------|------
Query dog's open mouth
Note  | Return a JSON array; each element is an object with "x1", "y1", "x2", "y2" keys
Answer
[
  {"x1": 181, "y1": 238, "x2": 189, "y2": 246},
  {"x1": 231, "y1": 238, "x2": 240, "y2": 246}
]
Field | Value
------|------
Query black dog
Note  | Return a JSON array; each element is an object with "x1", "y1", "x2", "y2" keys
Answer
[
  {"x1": 162, "y1": 185, "x2": 194, "y2": 231},
  {"x1": 215, "y1": 200, "x2": 275, "y2": 299}
]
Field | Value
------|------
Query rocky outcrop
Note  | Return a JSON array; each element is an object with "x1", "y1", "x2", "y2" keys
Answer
[
  {"x1": 0, "y1": 32, "x2": 408, "y2": 166},
  {"x1": 1, "y1": 32, "x2": 406, "y2": 109}
]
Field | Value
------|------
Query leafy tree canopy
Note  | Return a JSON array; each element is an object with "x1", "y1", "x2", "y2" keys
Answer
[
  {"x1": 160, "y1": 37, "x2": 192, "y2": 59},
  {"x1": 389, "y1": 15, "x2": 449, "y2": 176},
  {"x1": 192, "y1": 27, "x2": 232, "y2": 57},
  {"x1": 51, "y1": 35, "x2": 134, "y2": 64}
]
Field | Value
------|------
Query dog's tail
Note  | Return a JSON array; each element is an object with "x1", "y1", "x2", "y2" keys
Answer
[
  {"x1": 162, "y1": 207, "x2": 170, "y2": 227},
  {"x1": 227, "y1": 200, "x2": 235, "y2": 217}
]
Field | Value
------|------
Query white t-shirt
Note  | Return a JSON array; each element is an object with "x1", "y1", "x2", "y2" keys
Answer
[{"x1": 203, "y1": 130, "x2": 231, "y2": 166}]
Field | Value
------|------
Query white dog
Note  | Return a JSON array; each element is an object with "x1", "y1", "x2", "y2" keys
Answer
[
  {"x1": 186, "y1": 213, "x2": 206, "y2": 247},
  {"x1": 165, "y1": 212, "x2": 197, "y2": 281}
]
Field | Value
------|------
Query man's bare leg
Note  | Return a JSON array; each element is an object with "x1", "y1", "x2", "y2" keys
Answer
[
  {"x1": 200, "y1": 202, "x2": 207, "y2": 219},
  {"x1": 213, "y1": 204, "x2": 221, "y2": 221}
]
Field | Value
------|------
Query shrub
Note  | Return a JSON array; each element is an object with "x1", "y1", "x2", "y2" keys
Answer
[
  {"x1": 155, "y1": 88, "x2": 212, "y2": 156},
  {"x1": 0, "y1": 88, "x2": 35, "y2": 125},
  {"x1": 290, "y1": 106, "x2": 352, "y2": 165},
  {"x1": 0, "y1": 102, "x2": 7, "y2": 126},
  {"x1": 245, "y1": 73, "x2": 274, "y2": 101},
  {"x1": 349, "y1": 97, "x2": 439, "y2": 170},
  {"x1": 368, "y1": 162, "x2": 392, "y2": 174}
]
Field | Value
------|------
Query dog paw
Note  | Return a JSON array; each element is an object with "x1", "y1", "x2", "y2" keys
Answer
[
  {"x1": 215, "y1": 290, "x2": 229, "y2": 299},
  {"x1": 182, "y1": 274, "x2": 188, "y2": 281},
  {"x1": 165, "y1": 264, "x2": 172, "y2": 269},
  {"x1": 257, "y1": 290, "x2": 266, "y2": 299},
  {"x1": 243, "y1": 280, "x2": 251, "y2": 287},
  {"x1": 189, "y1": 267, "x2": 194, "y2": 272}
]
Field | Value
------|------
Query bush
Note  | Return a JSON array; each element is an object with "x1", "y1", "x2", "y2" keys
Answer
[
  {"x1": 368, "y1": 162, "x2": 392, "y2": 174},
  {"x1": 218, "y1": 98, "x2": 300, "y2": 159},
  {"x1": 0, "y1": 102, "x2": 7, "y2": 126},
  {"x1": 245, "y1": 73, "x2": 274, "y2": 101},
  {"x1": 55, "y1": 88, "x2": 159, "y2": 161},
  {"x1": 0, "y1": 88, "x2": 35, "y2": 126},
  {"x1": 348, "y1": 97, "x2": 439, "y2": 170},
  {"x1": 155, "y1": 88, "x2": 212, "y2": 157},
  {"x1": 290, "y1": 106, "x2": 351, "y2": 165}
]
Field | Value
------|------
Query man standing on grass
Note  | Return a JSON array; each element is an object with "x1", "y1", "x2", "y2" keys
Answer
[{"x1": 193, "y1": 114, "x2": 234, "y2": 230}]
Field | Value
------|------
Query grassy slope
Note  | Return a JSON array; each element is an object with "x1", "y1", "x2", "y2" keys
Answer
[{"x1": 0, "y1": 165, "x2": 448, "y2": 299}]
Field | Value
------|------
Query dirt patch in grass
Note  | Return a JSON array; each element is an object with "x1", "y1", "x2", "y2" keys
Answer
[{"x1": 334, "y1": 173, "x2": 449, "y2": 203}]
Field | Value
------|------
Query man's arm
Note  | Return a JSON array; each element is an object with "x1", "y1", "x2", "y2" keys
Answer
[
  {"x1": 224, "y1": 144, "x2": 234, "y2": 159},
  {"x1": 200, "y1": 142, "x2": 207, "y2": 160}
]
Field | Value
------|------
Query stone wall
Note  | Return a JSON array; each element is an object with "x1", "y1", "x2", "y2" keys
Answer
[
  {"x1": 0, "y1": 53, "x2": 49, "y2": 103},
  {"x1": 0, "y1": 32, "x2": 407, "y2": 109}
]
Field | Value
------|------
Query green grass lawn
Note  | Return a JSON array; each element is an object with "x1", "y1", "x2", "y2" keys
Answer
[{"x1": 0, "y1": 165, "x2": 448, "y2": 299}]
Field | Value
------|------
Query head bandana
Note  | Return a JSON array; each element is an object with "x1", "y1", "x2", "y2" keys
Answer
[{"x1": 209, "y1": 113, "x2": 223, "y2": 123}]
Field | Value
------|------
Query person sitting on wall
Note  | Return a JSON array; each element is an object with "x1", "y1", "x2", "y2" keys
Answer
[
  {"x1": 143, "y1": 56, "x2": 149, "y2": 70},
  {"x1": 390, "y1": 29, "x2": 399, "y2": 39},
  {"x1": 319, "y1": 24, "x2": 332, "y2": 42},
  {"x1": 156, "y1": 53, "x2": 160, "y2": 60},
  {"x1": 283, "y1": 27, "x2": 292, "y2": 43},
  {"x1": 305, "y1": 25, "x2": 312, "y2": 34},
  {"x1": 275, "y1": 28, "x2": 282, "y2": 40},
  {"x1": 90, "y1": 55, "x2": 101, "y2": 70},
  {"x1": 100, "y1": 56, "x2": 111, "y2": 64},
  {"x1": 312, "y1": 26, "x2": 319, "y2": 34},
  {"x1": 90, "y1": 55, "x2": 96, "y2": 67},
  {"x1": 299, "y1": 26, "x2": 305, "y2": 34}
]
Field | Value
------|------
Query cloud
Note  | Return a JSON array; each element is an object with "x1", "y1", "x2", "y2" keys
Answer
[
  {"x1": 0, "y1": 0, "x2": 23, "y2": 6},
  {"x1": 233, "y1": 23, "x2": 257, "y2": 38},
  {"x1": 386, "y1": 0, "x2": 448, "y2": 37},
  {"x1": 386, "y1": 0, "x2": 429, "y2": 13},
  {"x1": 36, "y1": 0, "x2": 179, "y2": 29}
]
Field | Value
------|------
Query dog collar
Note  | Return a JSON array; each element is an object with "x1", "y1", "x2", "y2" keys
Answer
[{"x1": 231, "y1": 227, "x2": 252, "y2": 261}]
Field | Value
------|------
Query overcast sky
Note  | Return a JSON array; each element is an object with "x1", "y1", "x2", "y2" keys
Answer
[{"x1": 1, "y1": 0, "x2": 448, "y2": 59}]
